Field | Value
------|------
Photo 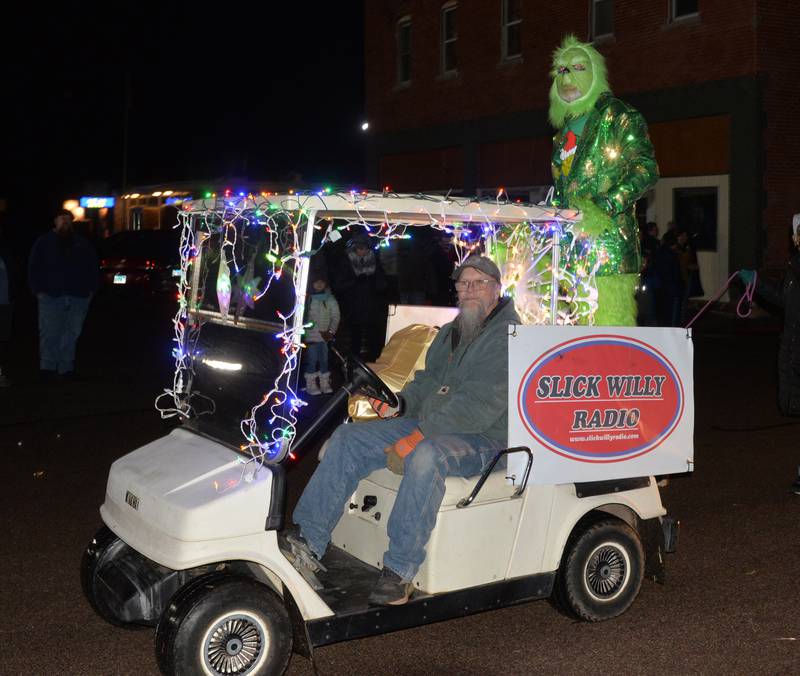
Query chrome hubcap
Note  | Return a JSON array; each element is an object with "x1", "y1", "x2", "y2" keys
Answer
[
  {"x1": 204, "y1": 614, "x2": 266, "y2": 675},
  {"x1": 585, "y1": 543, "x2": 628, "y2": 600}
]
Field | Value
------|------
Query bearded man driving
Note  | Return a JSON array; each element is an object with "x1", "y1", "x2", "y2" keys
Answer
[{"x1": 283, "y1": 255, "x2": 520, "y2": 606}]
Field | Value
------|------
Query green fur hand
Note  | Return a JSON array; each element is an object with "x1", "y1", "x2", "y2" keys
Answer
[{"x1": 570, "y1": 197, "x2": 614, "y2": 238}]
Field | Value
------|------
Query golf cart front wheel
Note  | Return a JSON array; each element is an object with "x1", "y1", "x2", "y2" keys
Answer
[
  {"x1": 557, "y1": 519, "x2": 644, "y2": 622},
  {"x1": 155, "y1": 573, "x2": 292, "y2": 676}
]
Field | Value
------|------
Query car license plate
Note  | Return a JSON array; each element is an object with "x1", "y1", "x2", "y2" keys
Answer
[{"x1": 113, "y1": 274, "x2": 127, "y2": 285}]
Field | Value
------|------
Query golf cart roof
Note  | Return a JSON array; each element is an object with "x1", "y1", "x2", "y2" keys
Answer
[{"x1": 182, "y1": 192, "x2": 580, "y2": 226}]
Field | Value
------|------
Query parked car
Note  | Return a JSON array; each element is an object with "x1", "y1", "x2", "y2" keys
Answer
[{"x1": 97, "y1": 229, "x2": 181, "y2": 298}]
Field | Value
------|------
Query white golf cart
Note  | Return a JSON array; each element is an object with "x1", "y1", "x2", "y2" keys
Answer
[{"x1": 81, "y1": 193, "x2": 689, "y2": 675}]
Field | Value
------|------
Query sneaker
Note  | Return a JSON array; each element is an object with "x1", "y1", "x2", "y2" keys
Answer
[
  {"x1": 280, "y1": 529, "x2": 327, "y2": 570},
  {"x1": 278, "y1": 528, "x2": 327, "y2": 590},
  {"x1": 791, "y1": 477, "x2": 800, "y2": 495},
  {"x1": 368, "y1": 566, "x2": 413, "y2": 606}
]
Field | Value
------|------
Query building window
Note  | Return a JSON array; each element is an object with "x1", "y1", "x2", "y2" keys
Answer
[
  {"x1": 591, "y1": 0, "x2": 613, "y2": 40},
  {"x1": 397, "y1": 17, "x2": 412, "y2": 84},
  {"x1": 671, "y1": 0, "x2": 699, "y2": 21},
  {"x1": 441, "y1": 2, "x2": 458, "y2": 74},
  {"x1": 673, "y1": 187, "x2": 718, "y2": 251},
  {"x1": 501, "y1": 0, "x2": 522, "y2": 61}
]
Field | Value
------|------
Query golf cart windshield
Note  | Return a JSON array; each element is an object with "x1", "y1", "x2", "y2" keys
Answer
[{"x1": 156, "y1": 204, "x2": 309, "y2": 455}]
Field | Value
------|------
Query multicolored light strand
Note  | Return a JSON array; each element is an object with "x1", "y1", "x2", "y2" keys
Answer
[{"x1": 156, "y1": 190, "x2": 593, "y2": 470}]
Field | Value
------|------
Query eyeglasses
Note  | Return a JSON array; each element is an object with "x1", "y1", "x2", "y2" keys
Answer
[{"x1": 455, "y1": 278, "x2": 496, "y2": 291}]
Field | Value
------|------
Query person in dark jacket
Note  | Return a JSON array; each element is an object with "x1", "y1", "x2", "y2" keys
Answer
[
  {"x1": 28, "y1": 209, "x2": 98, "y2": 378},
  {"x1": 740, "y1": 214, "x2": 800, "y2": 494},
  {"x1": 284, "y1": 256, "x2": 520, "y2": 604},
  {"x1": 332, "y1": 234, "x2": 388, "y2": 361},
  {"x1": 654, "y1": 237, "x2": 683, "y2": 326}
]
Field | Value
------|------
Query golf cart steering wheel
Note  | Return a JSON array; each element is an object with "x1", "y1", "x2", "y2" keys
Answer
[
  {"x1": 348, "y1": 353, "x2": 399, "y2": 409},
  {"x1": 290, "y1": 348, "x2": 400, "y2": 457}
]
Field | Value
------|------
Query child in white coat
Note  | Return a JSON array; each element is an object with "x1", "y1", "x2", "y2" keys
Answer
[{"x1": 304, "y1": 272, "x2": 340, "y2": 394}]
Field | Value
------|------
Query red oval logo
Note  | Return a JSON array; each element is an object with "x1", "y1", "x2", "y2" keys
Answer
[{"x1": 517, "y1": 335, "x2": 684, "y2": 463}]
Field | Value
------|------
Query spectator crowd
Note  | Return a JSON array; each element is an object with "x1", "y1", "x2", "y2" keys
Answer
[{"x1": 638, "y1": 220, "x2": 704, "y2": 328}]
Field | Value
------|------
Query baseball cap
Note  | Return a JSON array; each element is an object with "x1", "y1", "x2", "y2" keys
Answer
[
  {"x1": 347, "y1": 233, "x2": 371, "y2": 249},
  {"x1": 451, "y1": 255, "x2": 502, "y2": 283}
]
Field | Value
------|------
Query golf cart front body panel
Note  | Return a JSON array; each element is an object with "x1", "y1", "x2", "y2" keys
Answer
[
  {"x1": 102, "y1": 428, "x2": 271, "y2": 542},
  {"x1": 98, "y1": 500, "x2": 335, "y2": 621},
  {"x1": 99, "y1": 427, "x2": 336, "y2": 620}
]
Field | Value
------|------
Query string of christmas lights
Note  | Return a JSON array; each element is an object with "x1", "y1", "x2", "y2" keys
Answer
[
  {"x1": 155, "y1": 190, "x2": 596, "y2": 472},
  {"x1": 491, "y1": 219, "x2": 601, "y2": 325}
]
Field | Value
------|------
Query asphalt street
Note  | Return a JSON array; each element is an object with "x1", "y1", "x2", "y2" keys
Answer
[{"x1": 1, "y1": 296, "x2": 798, "y2": 675}]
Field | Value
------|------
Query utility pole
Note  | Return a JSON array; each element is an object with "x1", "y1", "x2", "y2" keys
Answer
[{"x1": 122, "y1": 71, "x2": 131, "y2": 193}]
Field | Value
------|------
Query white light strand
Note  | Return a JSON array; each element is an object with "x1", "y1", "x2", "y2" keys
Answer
[{"x1": 157, "y1": 190, "x2": 596, "y2": 469}]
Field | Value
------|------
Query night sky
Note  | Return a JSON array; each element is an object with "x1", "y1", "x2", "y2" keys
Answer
[{"x1": 2, "y1": 2, "x2": 365, "y2": 238}]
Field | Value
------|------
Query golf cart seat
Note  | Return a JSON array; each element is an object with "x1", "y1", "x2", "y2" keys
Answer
[
  {"x1": 347, "y1": 322, "x2": 441, "y2": 421},
  {"x1": 364, "y1": 465, "x2": 516, "y2": 507}
]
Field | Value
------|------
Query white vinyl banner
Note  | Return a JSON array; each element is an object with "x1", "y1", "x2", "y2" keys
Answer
[{"x1": 507, "y1": 326, "x2": 694, "y2": 485}]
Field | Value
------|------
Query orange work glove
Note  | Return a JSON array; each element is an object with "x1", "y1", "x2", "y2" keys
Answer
[
  {"x1": 369, "y1": 396, "x2": 400, "y2": 418},
  {"x1": 384, "y1": 428, "x2": 424, "y2": 475}
]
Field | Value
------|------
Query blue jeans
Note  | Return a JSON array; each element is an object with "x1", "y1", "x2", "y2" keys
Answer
[
  {"x1": 37, "y1": 294, "x2": 91, "y2": 373},
  {"x1": 293, "y1": 417, "x2": 504, "y2": 581},
  {"x1": 304, "y1": 341, "x2": 328, "y2": 374}
]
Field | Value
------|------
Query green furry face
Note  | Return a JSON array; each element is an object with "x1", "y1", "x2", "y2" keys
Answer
[
  {"x1": 555, "y1": 47, "x2": 594, "y2": 103},
  {"x1": 549, "y1": 36, "x2": 611, "y2": 128}
]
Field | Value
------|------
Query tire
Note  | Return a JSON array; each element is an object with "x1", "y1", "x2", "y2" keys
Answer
[
  {"x1": 80, "y1": 525, "x2": 144, "y2": 629},
  {"x1": 155, "y1": 573, "x2": 293, "y2": 676},
  {"x1": 556, "y1": 519, "x2": 644, "y2": 622}
]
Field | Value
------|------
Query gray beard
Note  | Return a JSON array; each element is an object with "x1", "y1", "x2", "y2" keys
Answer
[{"x1": 455, "y1": 304, "x2": 484, "y2": 347}]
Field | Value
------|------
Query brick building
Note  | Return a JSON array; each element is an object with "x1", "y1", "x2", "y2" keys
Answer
[{"x1": 363, "y1": 0, "x2": 800, "y2": 291}]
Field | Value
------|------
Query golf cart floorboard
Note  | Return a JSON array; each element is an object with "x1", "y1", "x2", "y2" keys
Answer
[
  {"x1": 306, "y1": 545, "x2": 556, "y2": 647},
  {"x1": 315, "y1": 544, "x2": 411, "y2": 614}
]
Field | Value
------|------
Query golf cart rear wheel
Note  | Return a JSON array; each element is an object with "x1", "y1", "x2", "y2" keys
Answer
[
  {"x1": 155, "y1": 573, "x2": 292, "y2": 676},
  {"x1": 80, "y1": 525, "x2": 144, "y2": 629},
  {"x1": 557, "y1": 519, "x2": 644, "y2": 622}
]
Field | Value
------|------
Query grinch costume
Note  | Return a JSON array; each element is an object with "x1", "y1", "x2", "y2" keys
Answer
[{"x1": 549, "y1": 36, "x2": 658, "y2": 325}]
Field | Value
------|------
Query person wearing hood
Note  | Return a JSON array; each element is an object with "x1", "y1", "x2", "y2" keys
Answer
[
  {"x1": 332, "y1": 233, "x2": 388, "y2": 361},
  {"x1": 548, "y1": 35, "x2": 658, "y2": 325}
]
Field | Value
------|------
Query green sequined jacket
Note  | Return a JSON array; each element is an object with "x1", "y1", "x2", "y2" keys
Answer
[{"x1": 551, "y1": 92, "x2": 659, "y2": 276}]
